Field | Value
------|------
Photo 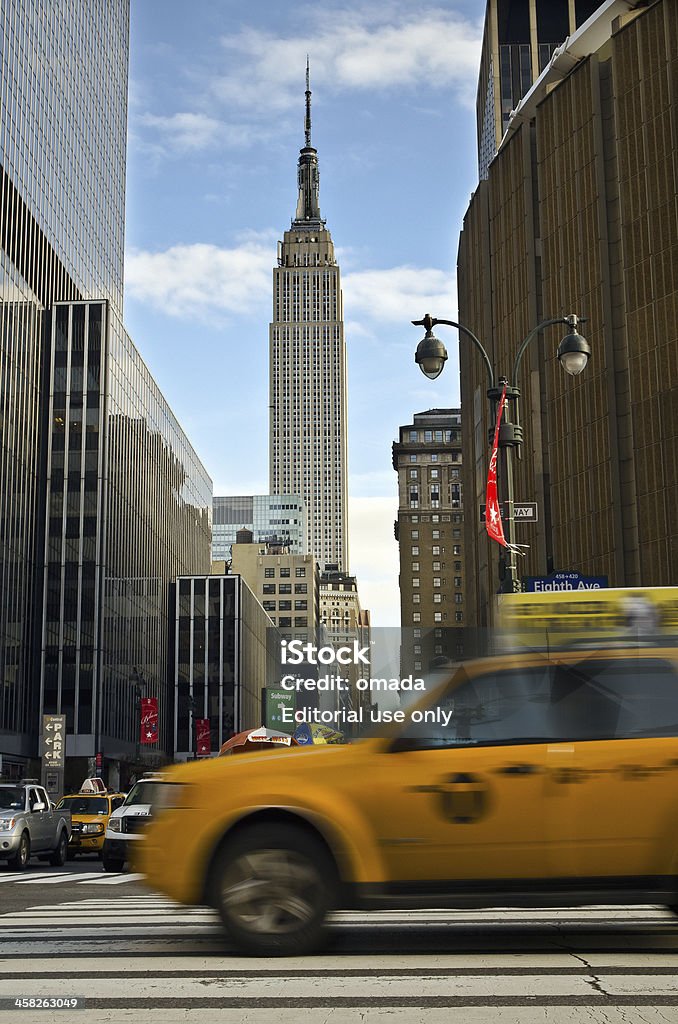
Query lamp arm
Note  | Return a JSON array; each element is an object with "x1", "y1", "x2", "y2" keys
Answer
[
  {"x1": 511, "y1": 317, "x2": 569, "y2": 383},
  {"x1": 413, "y1": 316, "x2": 494, "y2": 389}
]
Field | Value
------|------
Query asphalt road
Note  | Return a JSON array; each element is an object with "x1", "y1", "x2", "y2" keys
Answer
[{"x1": 1, "y1": 862, "x2": 678, "y2": 1023}]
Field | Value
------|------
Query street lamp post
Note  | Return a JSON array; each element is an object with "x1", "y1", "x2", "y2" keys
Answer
[
  {"x1": 413, "y1": 312, "x2": 591, "y2": 593},
  {"x1": 131, "y1": 667, "x2": 145, "y2": 768},
  {"x1": 187, "y1": 695, "x2": 198, "y2": 760}
]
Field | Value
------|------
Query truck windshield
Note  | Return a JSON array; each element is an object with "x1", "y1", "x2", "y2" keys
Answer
[
  {"x1": 0, "y1": 788, "x2": 24, "y2": 811},
  {"x1": 124, "y1": 782, "x2": 158, "y2": 806},
  {"x1": 57, "y1": 796, "x2": 109, "y2": 814}
]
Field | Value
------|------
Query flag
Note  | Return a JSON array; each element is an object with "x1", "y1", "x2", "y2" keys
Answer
[
  {"x1": 195, "y1": 718, "x2": 211, "y2": 756},
  {"x1": 485, "y1": 384, "x2": 508, "y2": 547},
  {"x1": 140, "y1": 697, "x2": 158, "y2": 745}
]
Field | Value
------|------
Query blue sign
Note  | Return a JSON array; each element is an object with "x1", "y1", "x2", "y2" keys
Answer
[
  {"x1": 293, "y1": 723, "x2": 314, "y2": 745},
  {"x1": 523, "y1": 572, "x2": 608, "y2": 593}
]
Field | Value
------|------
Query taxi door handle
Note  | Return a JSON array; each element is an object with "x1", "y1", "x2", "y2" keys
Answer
[{"x1": 497, "y1": 763, "x2": 539, "y2": 775}]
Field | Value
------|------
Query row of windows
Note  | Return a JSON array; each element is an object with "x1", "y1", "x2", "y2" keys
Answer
[
  {"x1": 263, "y1": 566, "x2": 306, "y2": 578},
  {"x1": 263, "y1": 584, "x2": 307, "y2": 595}
]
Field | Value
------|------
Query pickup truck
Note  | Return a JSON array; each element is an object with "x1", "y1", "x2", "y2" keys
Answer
[{"x1": 0, "y1": 781, "x2": 71, "y2": 870}]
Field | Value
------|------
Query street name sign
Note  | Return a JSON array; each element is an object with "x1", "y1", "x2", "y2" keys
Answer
[{"x1": 523, "y1": 571, "x2": 609, "y2": 592}]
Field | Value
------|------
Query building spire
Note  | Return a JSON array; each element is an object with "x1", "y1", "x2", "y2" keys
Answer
[
  {"x1": 305, "y1": 56, "x2": 312, "y2": 148},
  {"x1": 294, "y1": 59, "x2": 323, "y2": 224}
]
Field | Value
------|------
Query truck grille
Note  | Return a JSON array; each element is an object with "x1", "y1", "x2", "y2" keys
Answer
[{"x1": 123, "y1": 816, "x2": 150, "y2": 834}]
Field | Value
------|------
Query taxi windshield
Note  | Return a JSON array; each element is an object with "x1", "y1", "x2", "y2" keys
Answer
[
  {"x1": 57, "y1": 796, "x2": 109, "y2": 815},
  {"x1": 0, "y1": 788, "x2": 24, "y2": 811}
]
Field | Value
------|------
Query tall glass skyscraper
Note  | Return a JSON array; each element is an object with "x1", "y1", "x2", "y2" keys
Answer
[
  {"x1": 1, "y1": 1, "x2": 212, "y2": 785},
  {"x1": 269, "y1": 67, "x2": 349, "y2": 572}
]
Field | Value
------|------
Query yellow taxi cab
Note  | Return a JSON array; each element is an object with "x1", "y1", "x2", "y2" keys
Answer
[
  {"x1": 56, "y1": 782, "x2": 126, "y2": 858},
  {"x1": 136, "y1": 646, "x2": 678, "y2": 955}
]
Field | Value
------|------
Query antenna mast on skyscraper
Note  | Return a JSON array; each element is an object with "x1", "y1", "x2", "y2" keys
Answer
[{"x1": 305, "y1": 56, "x2": 312, "y2": 148}]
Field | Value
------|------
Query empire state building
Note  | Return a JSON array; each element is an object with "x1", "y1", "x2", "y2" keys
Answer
[{"x1": 269, "y1": 67, "x2": 349, "y2": 572}]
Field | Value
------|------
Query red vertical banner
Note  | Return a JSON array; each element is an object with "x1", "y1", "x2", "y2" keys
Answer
[
  {"x1": 486, "y1": 384, "x2": 508, "y2": 548},
  {"x1": 195, "y1": 718, "x2": 211, "y2": 757},
  {"x1": 140, "y1": 697, "x2": 158, "y2": 745}
]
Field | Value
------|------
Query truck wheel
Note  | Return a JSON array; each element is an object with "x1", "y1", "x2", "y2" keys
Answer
[
  {"x1": 49, "y1": 831, "x2": 68, "y2": 867},
  {"x1": 208, "y1": 823, "x2": 337, "y2": 956},
  {"x1": 8, "y1": 832, "x2": 30, "y2": 871},
  {"x1": 102, "y1": 855, "x2": 124, "y2": 873}
]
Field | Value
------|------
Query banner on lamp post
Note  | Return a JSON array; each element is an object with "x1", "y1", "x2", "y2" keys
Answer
[
  {"x1": 140, "y1": 697, "x2": 158, "y2": 745},
  {"x1": 485, "y1": 384, "x2": 508, "y2": 548},
  {"x1": 195, "y1": 718, "x2": 211, "y2": 757}
]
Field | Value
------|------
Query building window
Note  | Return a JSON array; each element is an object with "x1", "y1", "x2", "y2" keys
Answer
[
  {"x1": 263, "y1": 601, "x2": 275, "y2": 611},
  {"x1": 279, "y1": 617, "x2": 292, "y2": 627},
  {"x1": 295, "y1": 617, "x2": 308, "y2": 627},
  {"x1": 409, "y1": 454, "x2": 417, "y2": 462},
  {"x1": 279, "y1": 600, "x2": 292, "y2": 611},
  {"x1": 455, "y1": 576, "x2": 462, "y2": 588},
  {"x1": 279, "y1": 583, "x2": 292, "y2": 594},
  {"x1": 433, "y1": 578, "x2": 441, "y2": 588},
  {"x1": 264, "y1": 568, "x2": 275, "y2": 578},
  {"x1": 294, "y1": 600, "x2": 307, "y2": 610},
  {"x1": 280, "y1": 567, "x2": 291, "y2": 578},
  {"x1": 412, "y1": 578, "x2": 420, "y2": 588},
  {"x1": 414, "y1": 661, "x2": 422, "y2": 671},
  {"x1": 411, "y1": 530, "x2": 419, "y2": 540},
  {"x1": 410, "y1": 469, "x2": 418, "y2": 479},
  {"x1": 412, "y1": 613, "x2": 421, "y2": 623},
  {"x1": 434, "y1": 612, "x2": 442, "y2": 622},
  {"x1": 412, "y1": 593, "x2": 420, "y2": 603},
  {"x1": 263, "y1": 584, "x2": 275, "y2": 595},
  {"x1": 455, "y1": 593, "x2": 463, "y2": 604},
  {"x1": 412, "y1": 562, "x2": 419, "y2": 571},
  {"x1": 455, "y1": 612, "x2": 463, "y2": 623},
  {"x1": 431, "y1": 469, "x2": 439, "y2": 479},
  {"x1": 432, "y1": 545, "x2": 440, "y2": 555},
  {"x1": 453, "y1": 546, "x2": 461, "y2": 555},
  {"x1": 433, "y1": 562, "x2": 441, "y2": 571},
  {"x1": 414, "y1": 645, "x2": 421, "y2": 654},
  {"x1": 295, "y1": 567, "x2": 306, "y2": 577},
  {"x1": 411, "y1": 546, "x2": 419, "y2": 556},
  {"x1": 295, "y1": 583, "x2": 307, "y2": 594},
  {"x1": 433, "y1": 594, "x2": 442, "y2": 603}
]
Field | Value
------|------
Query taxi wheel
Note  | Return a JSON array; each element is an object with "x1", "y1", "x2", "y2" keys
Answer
[{"x1": 210, "y1": 823, "x2": 337, "y2": 956}]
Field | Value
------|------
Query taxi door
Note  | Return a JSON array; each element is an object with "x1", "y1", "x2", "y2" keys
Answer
[
  {"x1": 548, "y1": 656, "x2": 678, "y2": 880},
  {"x1": 363, "y1": 663, "x2": 560, "y2": 884}
]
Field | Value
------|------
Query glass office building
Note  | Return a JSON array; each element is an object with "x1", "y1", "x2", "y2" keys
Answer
[
  {"x1": 174, "y1": 575, "x2": 280, "y2": 758},
  {"x1": 1, "y1": 2, "x2": 213, "y2": 785},
  {"x1": 41, "y1": 302, "x2": 212, "y2": 781},
  {"x1": 212, "y1": 495, "x2": 306, "y2": 562},
  {"x1": 0, "y1": 0, "x2": 130, "y2": 772}
]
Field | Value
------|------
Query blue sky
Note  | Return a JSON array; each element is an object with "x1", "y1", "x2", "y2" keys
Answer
[{"x1": 123, "y1": 0, "x2": 485, "y2": 625}]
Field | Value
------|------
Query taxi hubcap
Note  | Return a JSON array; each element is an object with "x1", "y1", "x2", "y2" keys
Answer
[{"x1": 221, "y1": 849, "x2": 319, "y2": 934}]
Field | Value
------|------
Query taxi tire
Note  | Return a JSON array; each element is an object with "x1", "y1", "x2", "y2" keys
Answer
[
  {"x1": 210, "y1": 823, "x2": 337, "y2": 957},
  {"x1": 49, "y1": 830, "x2": 68, "y2": 867}
]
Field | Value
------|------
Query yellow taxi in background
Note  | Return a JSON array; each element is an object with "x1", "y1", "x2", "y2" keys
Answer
[
  {"x1": 137, "y1": 647, "x2": 678, "y2": 955},
  {"x1": 57, "y1": 787, "x2": 126, "y2": 858}
]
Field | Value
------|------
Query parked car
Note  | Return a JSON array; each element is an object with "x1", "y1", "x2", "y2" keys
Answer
[
  {"x1": 102, "y1": 773, "x2": 165, "y2": 872},
  {"x1": 137, "y1": 646, "x2": 678, "y2": 955},
  {"x1": 0, "y1": 781, "x2": 71, "y2": 870},
  {"x1": 56, "y1": 787, "x2": 126, "y2": 858}
]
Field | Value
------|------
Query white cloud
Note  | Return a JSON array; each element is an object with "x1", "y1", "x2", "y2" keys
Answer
[
  {"x1": 344, "y1": 266, "x2": 457, "y2": 324},
  {"x1": 213, "y1": 9, "x2": 482, "y2": 112},
  {"x1": 348, "y1": 495, "x2": 400, "y2": 627},
  {"x1": 125, "y1": 238, "x2": 456, "y2": 329},
  {"x1": 124, "y1": 238, "x2": 273, "y2": 320},
  {"x1": 136, "y1": 111, "x2": 236, "y2": 155}
]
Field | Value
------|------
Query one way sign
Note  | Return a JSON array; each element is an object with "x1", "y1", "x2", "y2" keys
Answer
[{"x1": 480, "y1": 502, "x2": 538, "y2": 523}]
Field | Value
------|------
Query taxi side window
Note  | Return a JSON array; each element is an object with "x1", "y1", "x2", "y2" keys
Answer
[
  {"x1": 394, "y1": 666, "x2": 553, "y2": 750},
  {"x1": 560, "y1": 658, "x2": 678, "y2": 740},
  {"x1": 111, "y1": 797, "x2": 124, "y2": 811}
]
